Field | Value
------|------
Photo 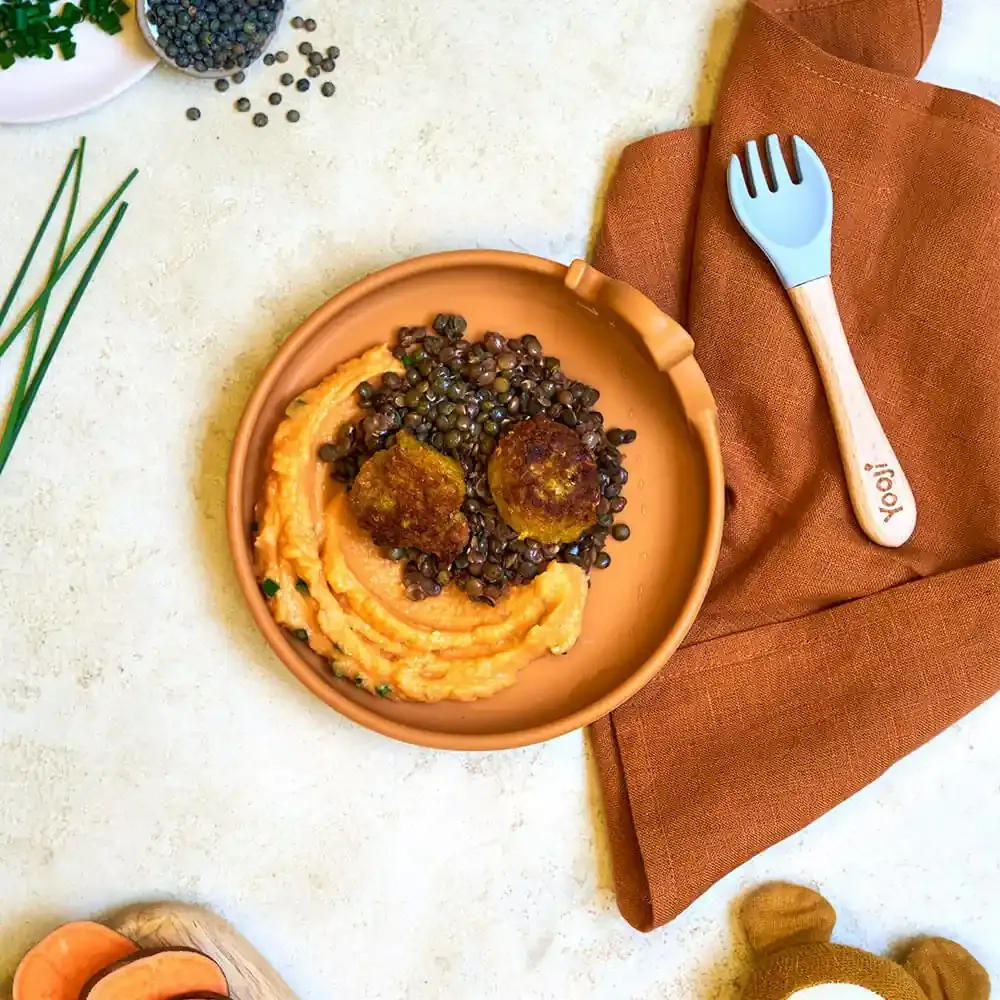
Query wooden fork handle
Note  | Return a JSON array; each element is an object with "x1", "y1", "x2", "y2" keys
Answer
[{"x1": 788, "y1": 276, "x2": 916, "y2": 547}]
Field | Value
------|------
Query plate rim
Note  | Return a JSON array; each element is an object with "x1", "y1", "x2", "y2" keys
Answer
[
  {"x1": 0, "y1": 21, "x2": 158, "y2": 125},
  {"x1": 226, "y1": 248, "x2": 725, "y2": 750}
]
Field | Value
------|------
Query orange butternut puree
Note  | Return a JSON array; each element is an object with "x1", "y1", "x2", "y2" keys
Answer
[{"x1": 255, "y1": 345, "x2": 587, "y2": 702}]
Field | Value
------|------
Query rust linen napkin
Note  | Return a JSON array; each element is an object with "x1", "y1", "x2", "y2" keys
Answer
[{"x1": 590, "y1": 0, "x2": 1000, "y2": 932}]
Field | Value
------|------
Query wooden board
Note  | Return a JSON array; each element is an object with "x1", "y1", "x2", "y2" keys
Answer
[{"x1": 106, "y1": 903, "x2": 299, "y2": 1000}]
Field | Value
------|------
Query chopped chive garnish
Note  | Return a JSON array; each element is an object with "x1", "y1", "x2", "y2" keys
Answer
[
  {"x1": 295, "y1": 578, "x2": 310, "y2": 595},
  {"x1": 0, "y1": 0, "x2": 131, "y2": 71},
  {"x1": 376, "y1": 683, "x2": 391, "y2": 698},
  {"x1": 250, "y1": 519, "x2": 259, "y2": 534},
  {"x1": 401, "y1": 355, "x2": 416, "y2": 366},
  {"x1": 354, "y1": 675, "x2": 365, "y2": 687},
  {"x1": 261, "y1": 578, "x2": 280, "y2": 598},
  {"x1": 292, "y1": 628, "x2": 308, "y2": 642}
]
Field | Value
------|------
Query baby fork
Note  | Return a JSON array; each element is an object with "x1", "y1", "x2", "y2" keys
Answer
[{"x1": 727, "y1": 134, "x2": 916, "y2": 548}]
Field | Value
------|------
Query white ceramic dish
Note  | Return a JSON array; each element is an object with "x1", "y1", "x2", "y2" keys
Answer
[{"x1": 0, "y1": 9, "x2": 158, "y2": 125}]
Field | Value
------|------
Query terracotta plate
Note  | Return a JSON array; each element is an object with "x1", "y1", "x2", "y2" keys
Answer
[{"x1": 227, "y1": 251, "x2": 724, "y2": 750}]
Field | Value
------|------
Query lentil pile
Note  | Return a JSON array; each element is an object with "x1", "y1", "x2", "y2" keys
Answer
[
  {"x1": 321, "y1": 316, "x2": 636, "y2": 604},
  {"x1": 147, "y1": 0, "x2": 281, "y2": 72}
]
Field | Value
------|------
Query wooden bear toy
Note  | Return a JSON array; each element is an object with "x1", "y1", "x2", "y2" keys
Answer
[{"x1": 741, "y1": 884, "x2": 989, "y2": 1000}]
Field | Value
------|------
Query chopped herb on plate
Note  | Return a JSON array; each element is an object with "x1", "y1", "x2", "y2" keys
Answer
[
  {"x1": 0, "y1": 0, "x2": 130, "y2": 70},
  {"x1": 261, "y1": 577, "x2": 280, "y2": 598}
]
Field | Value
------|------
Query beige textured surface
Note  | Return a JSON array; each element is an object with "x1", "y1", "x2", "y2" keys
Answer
[{"x1": 1, "y1": 1, "x2": 998, "y2": 998}]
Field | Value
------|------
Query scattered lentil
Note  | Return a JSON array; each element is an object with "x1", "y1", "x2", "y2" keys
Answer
[
  {"x1": 252, "y1": 111, "x2": 268, "y2": 126},
  {"x1": 327, "y1": 44, "x2": 339, "y2": 58},
  {"x1": 280, "y1": 71, "x2": 293, "y2": 85},
  {"x1": 286, "y1": 108, "x2": 300, "y2": 122},
  {"x1": 306, "y1": 65, "x2": 320, "y2": 77},
  {"x1": 298, "y1": 40, "x2": 312, "y2": 55},
  {"x1": 321, "y1": 81, "x2": 334, "y2": 96},
  {"x1": 232, "y1": 70, "x2": 245, "y2": 83},
  {"x1": 320, "y1": 57, "x2": 334, "y2": 72},
  {"x1": 214, "y1": 78, "x2": 229, "y2": 92},
  {"x1": 268, "y1": 91, "x2": 282, "y2": 105},
  {"x1": 235, "y1": 96, "x2": 250, "y2": 111},
  {"x1": 304, "y1": 17, "x2": 316, "y2": 30},
  {"x1": 308, "y1": 50, "x2": 321, "y2": 65},
  {"x1": 290, "y1": 15, "x2": 303, "y2": 27},
  {"x1": 185, "y1": 106, "x2": 201, "y2": 120},
  {"x1": 296, "y1": 77, "x2": 309, "y2": 91},
  {"x1": 275, "y1": 49, "x2": 288, "y2": 62}
]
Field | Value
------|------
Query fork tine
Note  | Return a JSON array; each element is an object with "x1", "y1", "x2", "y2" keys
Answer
[
  {"x1": 791, "y1": 135, "x2": 831, "y2": 187},
  {"x1": 765, "y1": 134, "x2": 793, "y2": 188},
  {"x1": 744, "y1": 140, "x2": 768, "y2": 197},
  {"x1": 727, "y1": 153, "x2": 752, "y2": 212}
]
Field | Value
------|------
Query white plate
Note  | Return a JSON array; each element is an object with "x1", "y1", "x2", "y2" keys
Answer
[{"x1": 0, "y1": 8, "x2": 159, "y2": 124}]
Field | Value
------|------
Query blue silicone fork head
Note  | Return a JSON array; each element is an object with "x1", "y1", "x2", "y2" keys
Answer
[{"x1": 727, "y1": 134, "x2": 833, "y2": 289}]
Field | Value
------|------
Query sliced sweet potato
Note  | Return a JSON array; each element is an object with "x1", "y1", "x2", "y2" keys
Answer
[
  {"x1": 12, "y1": 921, "x2": 139, "y2": 1000},
  {"x1": 80, "y1": 947, "x2": 228, "y2": 1000}
]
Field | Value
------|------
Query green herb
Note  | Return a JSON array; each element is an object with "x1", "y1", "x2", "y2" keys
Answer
[
  {"x1": 0, "y1": 141, "x2": 83, "y2": 470},
  {"x1": 401, "y1": 355, "x2": 416, "y2": 367},
  {"x1": 0, "y1": 165, "x2": 138, "y2": 363},
  {"x1": 354, "y1": 674, "x2": 365, "y2": 687},
  {"x1": 250, "y1": 520, "x2": 259, "y2": 534},
  {"x1": 295, "y1": 578, "x2": 310, "y2": 595},
  {"x1": 0, "y1": 141, "x2": 136, "y2": 475},
  {"x1": 376, "y1": 683, "x2": 391, "y2": 698},
  {"x1": 292, "y1": 628, "x2": 309, "y2": 642},
  {"x1": 0, "y1": 0, "x2": 131, "y2": 71},
  {"x1": 261, "y1": 578, "x2": 280, "y2": 598}
]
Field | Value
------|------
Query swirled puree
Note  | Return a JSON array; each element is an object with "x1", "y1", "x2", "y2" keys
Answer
[{"x1": 255, "y1": 346, "x2": 588, "y2": 703}]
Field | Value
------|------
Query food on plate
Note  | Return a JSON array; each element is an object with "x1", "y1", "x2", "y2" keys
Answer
[
  {"x1": 488, "y1": 416, "x2": 599, "y2": 544},
  {"x1": 0, "y1": 0, "x2": 130, "y2": 71},
  {"x1": 80, "y1": 947, "x2": 228, "y2": 1000},
  {"x1": 254, "y1": 316, "x2": 635, "y2": 703},
  {"x1": 348, "y1": 431, "x2": 469, "y2": 562},
  {"x1": 12, "y1": 921, "x2": 138, "y2": 1000}
]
